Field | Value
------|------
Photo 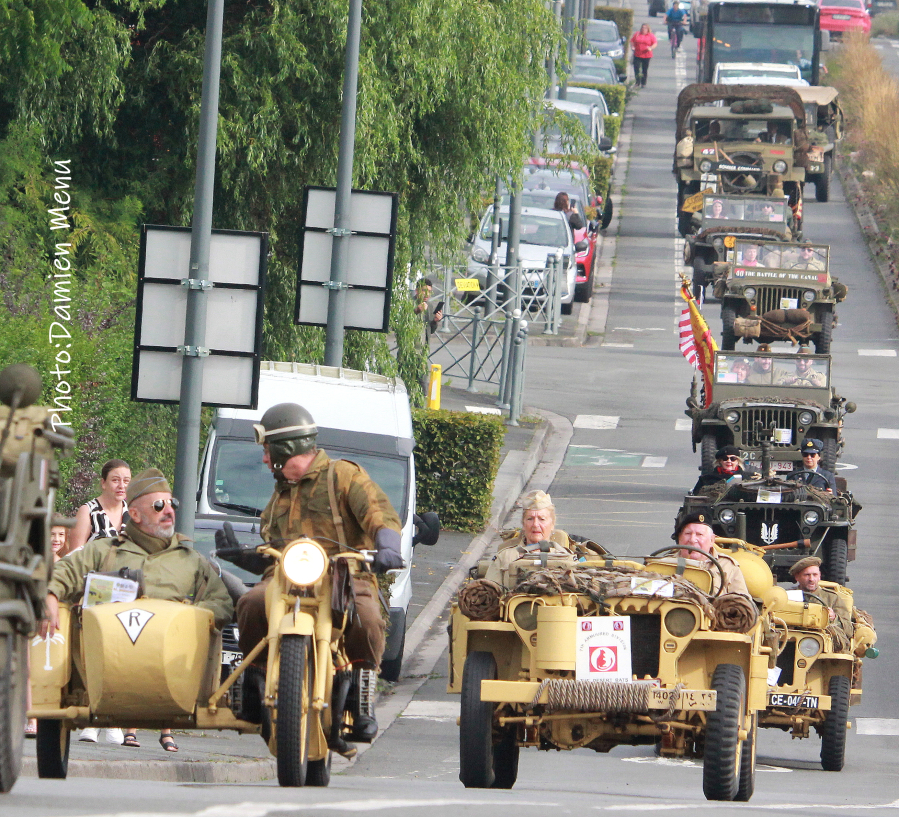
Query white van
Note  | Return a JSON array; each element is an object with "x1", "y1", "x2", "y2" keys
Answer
[{"x1": 194, "y1": 361, "x2": 439, "y2": 681}]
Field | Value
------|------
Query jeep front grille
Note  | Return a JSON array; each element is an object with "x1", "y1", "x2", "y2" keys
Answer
[
  {"x1": 630, "y1": 615, "x2": 660, "y2": 678},
  {"x1": 756, "y1": 287, "x2": 805, "y2": 316},
  {"x1": 738, "y1": 408, "x2": 797, "y2": 448}
]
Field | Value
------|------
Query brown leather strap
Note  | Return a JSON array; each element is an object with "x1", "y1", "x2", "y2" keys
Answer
[{"x1": 327, "y1": 461, "x2": 347, "y2": 548}]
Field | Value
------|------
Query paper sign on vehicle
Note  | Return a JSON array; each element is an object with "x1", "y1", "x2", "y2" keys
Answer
[
  {"x1": 779, "y1": 298, "x2": 799, "y2": 310},
  {"x1": 576, "y1": 617, "x2": 632, "y2": 681},
  {"x1": 83, "y1": 573, "x2": 140, "y2": 608},
  {"x1": 630, "y1": 578, "x2": 674, "y2": 597},
  {"x1": 786, "y1": 589, "x2": 805, "y2": 602},
  {"x1": 773, "y1": 428, "x2": 792, "y2": 445},
  {"x1": 758, "y1": 490, "x2": 782, "y2": 504},
  {"x1": 455, "y1": 278, "x2": 481, "y2": 292}
]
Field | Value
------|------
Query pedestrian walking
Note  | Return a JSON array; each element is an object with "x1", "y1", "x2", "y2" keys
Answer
[{"x1": 630, "y1": 24, "x2": 658, "y2": 88}]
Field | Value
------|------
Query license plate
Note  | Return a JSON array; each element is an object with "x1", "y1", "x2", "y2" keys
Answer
[
  {"x1": 772, "y1": 460, "x2": 793, "y2": 472},
  {"x1": 647, "y1": 688, "x2": 717, "y2": 711},
  {"x1": 833, "y1": 13, "x2": 851, "y2": 18},
  {"x1": 768, "y1": 692, "x2": 819, "y2": 709},
  {"x1": 222, "y1": 650, "x2": 242, "y2": 666}
]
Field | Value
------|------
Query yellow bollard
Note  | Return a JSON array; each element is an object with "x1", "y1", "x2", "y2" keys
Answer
[{"x1": 426, "y1": 364, "x2": 441, "y2": 409}]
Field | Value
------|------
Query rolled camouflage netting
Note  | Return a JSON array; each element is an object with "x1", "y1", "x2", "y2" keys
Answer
[
  {"x1": 512, "y1": 565, "x2": 712, "y2": 614},
  {"x1": 710, "y1": 593, "x2": 758, "y2": 633},
  {"x1": 827, "y1": 624, "x2": 851, "y2": 653},
  {"x1": 458, "y1": 579, "x2": 503, "y2": 620}
]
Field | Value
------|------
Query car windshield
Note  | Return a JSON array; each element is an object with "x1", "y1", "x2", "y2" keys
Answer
[
  {"x1": 702, "y1": 196, "x2": 788, "y2": 223},
  {"x1": 730, "y1": 240, "x2": 827, "y2": 270},
  {"x1": 521, "y1": 167, "x2": 589, "y2": 198},
  {"x1": 717, "y1": 67, "x2": 800, "y2": 80},
  {"x1": 565, "y1": 89, "x2": 608, "y2": 113},
  {"x1": 693, "y1": 117, "x2": 793, "y2": 143},
  {"x1": 711, "y1": 24, "x2": 815, "y2": 83},
  {"x1": 571, "y1": 68, "x2": 616, "y2": 84},
  {"x1": 505, "y1": 191, "x2": 587, "y2": 222},
  {"x1": 481, "y1": 213, "x2": 569, "y2": 247},
  {"x1": 715, "y1": 353, "x2": 830, "y2": 388},
  {"x1": 823, "y1": 0, "x2": 863, "y2": 7},
  {"x1": 585, "y1": 21, "x2": 619, "y2": 42},
  {"x1": 209, "y1": 438, "x2": 409, "y2": 523}
]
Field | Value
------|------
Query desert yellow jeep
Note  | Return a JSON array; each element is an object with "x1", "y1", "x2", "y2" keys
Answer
[
  {"x1": 448, "y1": 542, "x2": 776, "y2": 802},
  {"x1": 760, "y1": 581, "x2": 877, "y2": 771}
]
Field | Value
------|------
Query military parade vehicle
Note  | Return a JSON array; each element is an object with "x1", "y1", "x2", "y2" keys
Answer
[
  {"x1": 675, "y1": 84, "x2": 811, "y2": 239},
  {"x1": 796, "y1": 86, "x2": 843, "y2": 203},
  {"x1": 0, "y1": 364, "x2": 73, "y2": 793},
  {"x1": 716, "y1": 238, "x2": 846, "y2": 353},
  {"x1": 449, "y1": 540, "x2": 776, "y2": 801},
  {"x1": 683, "y1": 193, "x2": 795, "y2": 298},
  {"x1": 687, "y1": 349, "x2": 854, "y2": 474}
]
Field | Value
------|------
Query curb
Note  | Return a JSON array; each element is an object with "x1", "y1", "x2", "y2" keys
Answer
[{"x1": 21, "y1": 756, "x2": 276, "y2": 783}]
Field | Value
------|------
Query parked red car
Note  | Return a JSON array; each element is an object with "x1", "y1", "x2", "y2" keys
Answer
[{"x1": 819, "y1": 0, "x2": 871, "y2": 37}]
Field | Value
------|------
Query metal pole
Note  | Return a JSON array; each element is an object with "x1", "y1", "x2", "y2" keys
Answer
[
  {"x1": 507, "y1": 330, "x2": 523, "y2": 426},
  {"x1": 502, "y1": 310, "x2": 522, "y2": 409},
  {"x1": 543, "y1": 256, "x2": 556, "y2": 335},
  {"x1": 467, "y1": 306, "x2": 482, "y2": 393},
  {"x1": 496, "y1": 309, "x2": 515, "y2": 409},
  {"x1": 516, "y1": 322, "x2": 530, "y2": 421},
  {"x1": 548, "y1": 0, "x2": 563, "y2": 99},
  {"x1": 552, "y1": 249, "x2": 565, "y2": 333},
  {"x1": 487, "y1": 178, "x2": 502, "y2": 314},
  {"x1": 173, "y1": 0, "x2": 224, "y2": 536},
  {"x1": 505, "y1": 189, "x2": 523, "y2": 312},
  {"x1": 324, "y1": 0, "x2": 363, "y2": 367}
]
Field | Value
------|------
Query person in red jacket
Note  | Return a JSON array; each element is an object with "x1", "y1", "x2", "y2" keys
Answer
[{"x1": 630, "y1": 23, "x2": 658, "y2": 87}]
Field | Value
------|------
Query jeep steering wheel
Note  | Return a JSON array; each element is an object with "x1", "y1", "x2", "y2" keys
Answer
[{"x1": 646, "y1": 545, "x2": 728, "y2": 598}]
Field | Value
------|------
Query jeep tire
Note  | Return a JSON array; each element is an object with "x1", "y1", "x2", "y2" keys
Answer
[
  {"x1": 820, "y1": 674, "x2": 850, "y2": 771},
  {"x1": 703, "y1": 663, "x2": 747, "y2": 801}
]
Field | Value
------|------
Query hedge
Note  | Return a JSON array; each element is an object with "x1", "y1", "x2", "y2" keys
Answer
[
  {"x1": 593, "y1": 5, "x2": 634, "y2": 43},
  {"x1": 591, "y1": 156, "x2": 615, "y2": 198},
  {"x1": 411, "y1": 409, "x2": 505, "y2": 532},
  {"x1": 569, "y1": 82, "x2": 626, "y2": 115},
  {"x1": 603, "y1": 114, "x2": 621, "y2": 146}
]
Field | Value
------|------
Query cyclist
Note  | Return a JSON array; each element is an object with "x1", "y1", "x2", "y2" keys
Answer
[{"x1": 666, "y1": 1, "x2": 689, "y2": 56}]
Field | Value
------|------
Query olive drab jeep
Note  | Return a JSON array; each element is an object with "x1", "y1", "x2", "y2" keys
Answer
[
  {"x1": 674, "y1": 84, "x2": 811, "y2": 238},
  {"x1": 759, "y1": 582, "x2": 877, "y2": 772},
  {"x1": 796, "y1": 86, "x2": 843, "y2": 204},
  {"x1": 684, "y1": 194, "x2": 795, "y2": 299},
  {"x1": 448, "y1": 542, "x2": 777, "y2": 802},
  {"x1": 687, "y1": 350, "x2": 855, "y2": 474},
  {"x1": 716, "y1": 239, "x2": 847, "y2": 354},
  {"x1": 0, "y1": 364, "x2": 73, "y2": 793}
]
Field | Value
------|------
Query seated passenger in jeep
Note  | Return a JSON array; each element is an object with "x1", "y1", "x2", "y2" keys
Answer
[
  {"x1": 747, "y1": 344, "x2": 788, "y2": 385},
  {"x1": 789, "y1": 556, "x2": 851, "y2": 635},
  {"x1": 776, "y1": 346, "x2": 826, "y2": 387},
  {"x1": 485, "y1": 490, "x2": 574, "y2": 585},
  {"x1": 675, "y1": 513, "x2": 751, "y2": 598},
  {"x1": 692, "y1": 445, "x2": 755, "y2": 493}
]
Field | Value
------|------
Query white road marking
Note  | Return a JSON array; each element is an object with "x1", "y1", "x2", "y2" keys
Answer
[
  {"x1": 858, "y1": 349, "x2": 896, "y2": 356},
  {"x1": 856, "y1": 717, "x2": 899, "y2": 735},
  {"x1": 877, "y1": 428, "x2": 899, "y2": 439},
  {"x1": 675, "y1": 418, "x2": 692, "y2": 430},
  {"x1": 574, "y1": 415, "x2": 620, "y2": 429},
  {"x1": 465, "y1": 405, "x2": 502, "y2": 415},
  {"x1": 642, "y1": 456, "x2": 668, "y2": 468},
  {"x1": 597, "y1": 802, "x2": 899, "y2": 812},
  {"x1": 400, "y1": 700, "x2": 460, "y2": 720},
  {"x1": 835, "y1": 462, "x2": 858, "y2": 470},
  {"x1": 612, "y1": 327, "x2": 666, "y2": 332},
  {"x1": 603, "y1": 342, "x2": 635, "y2": 348}
]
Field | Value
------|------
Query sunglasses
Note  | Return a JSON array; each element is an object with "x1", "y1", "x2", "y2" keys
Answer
[
  {"x1": 721, "y1": 456, "x2": 740, "y2": 462},
  {"x1": 802, "y1": 452, "x2": 819, "y2": 457},
  {"x1": 151, "y1": 497, "x2": 179, "y2": 512}
]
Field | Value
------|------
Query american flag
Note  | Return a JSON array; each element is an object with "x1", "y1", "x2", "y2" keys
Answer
[{"x1": 679, "y1": 308, "x2": 698, "y2": 368}]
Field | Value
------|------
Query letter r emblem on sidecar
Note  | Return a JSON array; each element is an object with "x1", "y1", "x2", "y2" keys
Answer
[{"x1": 116, "y1": 609, "x2": 155, "y2": 644}]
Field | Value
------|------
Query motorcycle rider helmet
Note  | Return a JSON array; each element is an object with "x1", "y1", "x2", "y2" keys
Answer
[{"x1": 253, "y1": 402, "x2": 318, "y2": 469}]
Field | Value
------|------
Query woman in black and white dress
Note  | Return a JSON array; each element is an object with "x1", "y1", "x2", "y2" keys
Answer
[{"x1": 70, "y1": 459, "x2": 131, "y2": 745}]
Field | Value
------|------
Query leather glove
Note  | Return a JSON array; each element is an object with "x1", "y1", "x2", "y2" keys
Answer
[
  {"x1": 372, "y1": 527, "x2": 404, "y2": 573},
  {"x1": 214, "y1": 522, "x2": 271, "y2": 576}
]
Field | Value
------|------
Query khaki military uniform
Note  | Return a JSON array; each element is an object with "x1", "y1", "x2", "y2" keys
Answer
[
  {"x1": 777, "y1": 368, "x2": 826, "y2": 387},
  {"x1": 797, "y1": 585, "x2": 852, "y2": 636},
  {"x1": 48, "y1": 532, "x2": 233, "y2": 630},
  {"x1": 485, "y1": 530, "x2": 574, "y2": 587},
  {"x1": 681, "y1": 551, "x2": 750, "y2": 598},
  {"x1": 236, "y1": 449, "x2": 401, "y2": 669}
]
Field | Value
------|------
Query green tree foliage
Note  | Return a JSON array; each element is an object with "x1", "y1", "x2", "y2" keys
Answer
[{"x1": 0, "y1": 0, "x2": 558, "y2": 508}]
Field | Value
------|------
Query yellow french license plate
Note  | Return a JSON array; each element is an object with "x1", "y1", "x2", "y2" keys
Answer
[
  {"x1": 647, "y1": 688, "x2": 717, "y2": 711},
  {"x1": 455, "y1": 278, "x2": 481, "y2": 292}
]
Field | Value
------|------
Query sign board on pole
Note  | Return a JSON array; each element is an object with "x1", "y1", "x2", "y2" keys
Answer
[
  {"x1": 132, "y1": 224, "x2": 268, "y2": 409},
  {"x1": 295, "y1": 185, "x2": 398, "y2": 332}
]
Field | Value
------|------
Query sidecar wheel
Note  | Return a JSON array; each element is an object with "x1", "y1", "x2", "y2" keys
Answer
[
  {"x1": 0, "y1": 634, "x2": 27, "y2": 791},
  {"x1": 277, "y1": 634, "x2": 313, "y2": 787},
  {"x1": 36, "y1": 719, "x2": 70, "y2": 779}
]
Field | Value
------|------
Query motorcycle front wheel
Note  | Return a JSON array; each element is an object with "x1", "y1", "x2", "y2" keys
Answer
[{"x1": 276, "y1": 634, "x2": 313, "y2": 787}]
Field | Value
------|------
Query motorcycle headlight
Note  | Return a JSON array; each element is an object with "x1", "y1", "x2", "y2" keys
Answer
[
  {"x1": 803, "y1": 290, "x2": 816, "y2": 303},
  {"x1": 773, "y1": 160, "x2": 788, "y2": 174},
  {"x1": 699, "y1": 159, "x2": 713, "y2": 173},
  {"x1": 798, "y1": 410, "x2": 815, "y2": 426},
  {"x1": 471, "y1": 245, "x2": 489, "y2": 264},
  {"x1": 743, "y1": 287, "x2": 756, "y2": 299},
  {"x1": 725, "y1": 410, "x2": 740, "y2": 424},
  {"x1": 719, "y1": 508, "x2": 736, "y2": 524},
  {"x1": 282, "y1": 539, "x2": 328, "y2": 586},
  {"x1": 802, "y1": 509, "x2": 820, "y2": 526},
  {"x1": 798, "y1": 637, "x2": 821, "y2": 658}
]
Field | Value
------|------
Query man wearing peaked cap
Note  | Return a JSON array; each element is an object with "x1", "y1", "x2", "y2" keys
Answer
[
  {"x1": 790, "y1": 556, "x2": 851, "y2": 635},
  {"x1": 692, "y1": 445, "x2": 756, "y2": 493},
  {"x1": 788, "y1": 438, "x2": 837, "y2": 493},
  {"x1": 673, "y1": 512, "x2": 751, "y2": 597}
]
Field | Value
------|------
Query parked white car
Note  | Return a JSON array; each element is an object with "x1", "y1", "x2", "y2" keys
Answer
[
  {"x1": 544, "y1": 98, "x2": 614, "y2": 155},
  {"x1": 713, "y1": 62, "x2": 810, "y2": 86}
]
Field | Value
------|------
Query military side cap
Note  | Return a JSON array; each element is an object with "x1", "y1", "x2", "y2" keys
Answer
[
  {"x1": 126, "y1": 468, "x2": 171, "y2": 503},
  {"x1": 715, "y1": 445, "x2": 741, "y2": 459},
  {"x1": 522, "y1": 490, "x2": 553, "y2": 510},
  {"x1": 789, "y1": 555, "x2": 822, "y2": 576},
  {"x1": 675, "y1": 511, "x2": 713, "y2": 540},
  {"x1": 800, "y1": 438, "x2": 824, "y2": 455}
]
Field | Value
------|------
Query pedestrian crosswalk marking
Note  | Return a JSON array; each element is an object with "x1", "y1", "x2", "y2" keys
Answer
[
  {"x1": 566, "y1": 446, "x2": 667, "y2": 468},
  {"x1": 877, "y1": 428, "x2": 899, "y2": 439},
  {"x1": 574, "y1": 415, "x2": 620, "y2": 429},
  {"x1": 642, "y1": 457, "x2": 667, "y2": 468},
  {"x1": 675, "y1": 418, "x2": 692, "y2": 430},
  {"x1": 858, "y1": 349, "x2": 896, "y2": 356},
  {"x1": 856, "y1": 718, "x2": 899, "y2": 735}
]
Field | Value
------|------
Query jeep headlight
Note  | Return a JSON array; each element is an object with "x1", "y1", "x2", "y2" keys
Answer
[
  {"x1": 773, "y1": 160, "x2": 788, "y2": 174},
  {"x1": 470, "y1": 245, "x2": 489, "y2": 264},
  {"x1": 282, "y1": 540, "x2": 328, "y2": 586},
  {"x1": 798, "y1": 410, "x2": 815, "y2": 426},
  {"x1": 719, "y1": 508, "x2": 736, "y2": 524},
  {"x1": 802, "y1": 290, "x2": 816, "y2": 303},
  {"x1": 802, "y1": 509, "x2": 820, "y2": 526},
  {"x1": 699, "y1": 159, "x2": 713, "y2": 172},
  {"x1": 725, "y1": 410, "x2": 740, "y2": 424},
  {"x1": 664, "y1": 607, "x2": 697, "y2": 637},
  {"x1": 798, "y1": 637, "x2": 821, "y2": 658},
  {"x1": 743, "y1": 286, "x2": 756, "y2": 299}
]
